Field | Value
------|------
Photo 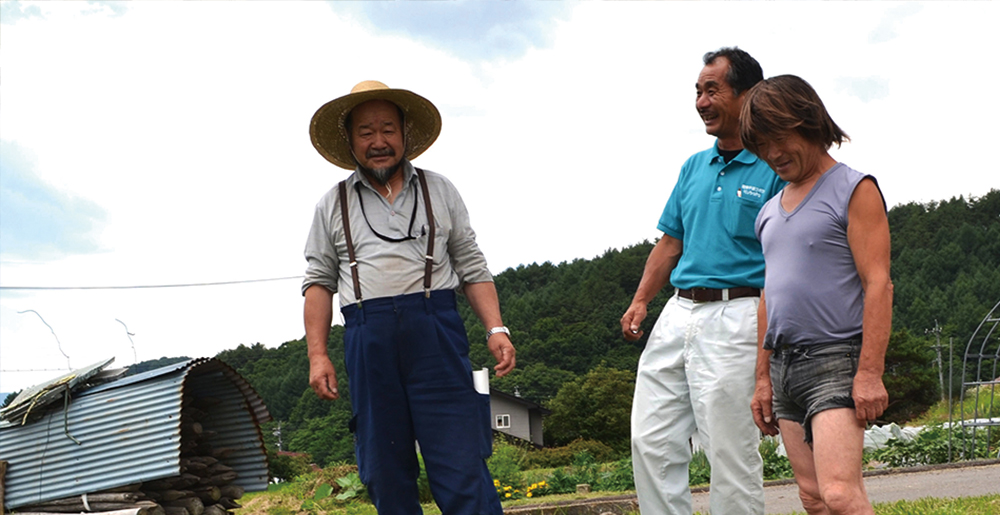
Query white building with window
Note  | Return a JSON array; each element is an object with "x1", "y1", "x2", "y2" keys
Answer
[{"x1": 488, "y1": 388, "x2": 549, "y2": 447}]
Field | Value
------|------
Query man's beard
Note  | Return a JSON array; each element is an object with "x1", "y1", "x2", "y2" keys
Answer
[
  {"x1": 359, "y1": 148, "x2": 401, "y2": 185},
  {"x1": 361, "y1": 162, "x2": 401, "y2": 185}
]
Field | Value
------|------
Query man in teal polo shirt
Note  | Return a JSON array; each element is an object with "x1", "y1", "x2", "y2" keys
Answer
[{"x1": 621, "y1": 47, "x2": 786, "y2": 515}]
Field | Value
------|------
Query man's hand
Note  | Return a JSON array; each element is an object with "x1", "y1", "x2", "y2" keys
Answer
[
  {"x1": 309, "y1": 355, "x2": 340, "y2": 400},
  {"x1": 751, "y1": 379, "x2": 780, "y2": 436},
  {"x1": 853, "y1": 370, "x2": 888, "y2": 422},
  {"x1": 621, "y1": 234, "x2": 682, "y2": 342},
  {"x1": 621, "y1": 302, "x2": 647, "y2": 341},
  {"x1": 489, "y1": 333, "x2": 516, "y2": 377}
]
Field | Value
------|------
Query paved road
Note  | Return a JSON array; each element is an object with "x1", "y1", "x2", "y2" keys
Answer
[
  {"x1": 504, "y1": 461, "x2": 1000, "y2": 514},
  {"x1": 692, "y1": 461, "x2": 1000, "y2": 514}
]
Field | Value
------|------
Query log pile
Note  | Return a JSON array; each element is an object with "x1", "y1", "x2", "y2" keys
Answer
[{"x1": 14, "y1": 397, "x2": 250, "y2": 515}]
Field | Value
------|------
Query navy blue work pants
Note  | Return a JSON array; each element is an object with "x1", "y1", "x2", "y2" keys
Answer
[{"x1": 342, "y1": 290, "x2": 502, "y2": 515}]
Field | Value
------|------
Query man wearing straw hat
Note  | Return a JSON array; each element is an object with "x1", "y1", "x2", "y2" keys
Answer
[
  {"x1": 302, "y1": 80, "x2": 515, "y2": 515},
  {"x1": 621, "y1": 48, "x2": 785, "y2": 515}
]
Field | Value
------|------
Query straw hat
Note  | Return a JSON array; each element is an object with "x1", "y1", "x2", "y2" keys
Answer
[{"x1": 310, "y1": 80, "x2": 442, "y2": 170}]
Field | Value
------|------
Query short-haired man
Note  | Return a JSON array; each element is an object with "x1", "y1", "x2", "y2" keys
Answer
[
  {"x1": 621, "y1": 48, "x2": 785, "y2": 515},
  {"x1": 743, "y1": 75, "x2": 892, "y2": 515},
  {"x1": 303, "y1": 81, "x2": 515, "y2": 514}
]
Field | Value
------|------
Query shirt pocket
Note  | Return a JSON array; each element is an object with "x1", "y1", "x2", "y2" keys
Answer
[
  {"x1": 729, "y1": 193, "x2": 764, "y2": 241},
  {"x1": 415, "y1": 218, "x2": 450, "y2": 266}
]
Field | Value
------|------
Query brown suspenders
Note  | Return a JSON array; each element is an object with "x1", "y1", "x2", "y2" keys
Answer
[
  {"x1": 337, "y1": 180, "x2": 362, "y2": 306},
  {"x1": 415, "y1": 168, "x2": 435, "y2": 298},
  {"x1": 337, "y1": 168, "x2": 436, "y2": 307}
]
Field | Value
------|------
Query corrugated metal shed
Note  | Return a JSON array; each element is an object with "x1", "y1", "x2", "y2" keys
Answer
[
  {"x1": 0, "y1": 357, "x2": 272, "y2": 511},
  {"x1": 0, "y1": 358, "x2": 115, "y2": 426}
]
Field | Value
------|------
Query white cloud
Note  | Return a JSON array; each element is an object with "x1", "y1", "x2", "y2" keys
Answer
[
  {"x1": 834, "y1": 76, "x2": 891, "y2": 103},
  {"x1": 869, "y1": 2, "x2": 924, "y2": 44},
  {"x1": 1, "y1": 0, "x2": 997, "y2": 393},
  {"x1": 0, "y1": 140, "x2": 109, "y2": 260},
  {"x1": 339, "y1": 0, "x2": 575, "y2": 63}
]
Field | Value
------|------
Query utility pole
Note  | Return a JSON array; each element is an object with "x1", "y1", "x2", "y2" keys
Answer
[
  {"x1": 926, "y1": 320, "x2": 946, "y2": 402},
  {"x1": 272, "y1": 421, "x2": 283, "y2": 452}
]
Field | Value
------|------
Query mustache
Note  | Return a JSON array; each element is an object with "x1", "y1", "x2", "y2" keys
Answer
[{"x1": 366, "y1": 147, "x2": 396, "y2": 159}]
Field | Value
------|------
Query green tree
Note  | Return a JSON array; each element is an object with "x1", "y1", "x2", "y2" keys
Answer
[
  {"x1": 489, "y1": 363, "x2": 577, "y2": 404},
  {"x1": 125, "y1": 356, "x2": 191, "y2": 376},
  {"x1": 286, "y1": 403, "x2": 355, "y2": 467},
  {"x1": 544, "y1": 364, "x2": 635, "y2": 454},
  {"x1": 890, "y1": 190, "x2": 999, "y2": 342},
  {"x1": 882, "y1": 329, "x2": 940, "y2": 423}
]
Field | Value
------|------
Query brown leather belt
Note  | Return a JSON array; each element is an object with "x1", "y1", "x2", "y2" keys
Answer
[{"x1": 677, "y1": 287, "x2": 761, "y2": 303}]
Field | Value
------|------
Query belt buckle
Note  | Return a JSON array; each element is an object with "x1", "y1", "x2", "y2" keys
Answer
[{"x1": 691, "y1": 288, "x2": 711, "y2": 303}]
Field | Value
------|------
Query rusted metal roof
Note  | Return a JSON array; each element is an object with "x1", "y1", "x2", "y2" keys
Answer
[
  {"x1": 0, "y1": 357, "x2": 272, "y2": 511},
  {"x1": 0, "y1": 358, "x2": 115, "y2": 426}
]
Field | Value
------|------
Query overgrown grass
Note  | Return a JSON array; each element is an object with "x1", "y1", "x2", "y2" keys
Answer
[
  {"x1": 910, "y1": 384, "x2": 999, "y2": 426},
  {"x1": 237, "y1": 422, "x2": 992, "y2": 514},
  {"x1": 872, "y1": 494, "x2": 1000, "y2": 515},
  {"x1": 694, "y1": 494, "x2": 1000, "y2": 515},
  {"x1": 237, "y1": 463, "x2": 441, "y2": 515}
]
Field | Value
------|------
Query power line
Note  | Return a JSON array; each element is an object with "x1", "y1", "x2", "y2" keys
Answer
[
  {"x1": 0, "y1": 276, "x2": 304, "y2": 291},
  {"x1": 17, "y1": 310, "x2": 71, "y2": 370},
  {"x1": 116, "y1": 319, "x2": 138, "y2": 365},
  {"x1": 0, "y1": 368, "x2": 71, "y2": 373}
]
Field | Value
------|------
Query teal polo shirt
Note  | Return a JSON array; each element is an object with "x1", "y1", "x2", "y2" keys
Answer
[{"x1": 658, "y1": 144, "x2": 786, "y2": 290}]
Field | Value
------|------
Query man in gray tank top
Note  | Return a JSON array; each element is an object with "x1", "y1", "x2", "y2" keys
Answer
[{"x1": 741, "y1": 75, "x2": 892, "y2": 515}]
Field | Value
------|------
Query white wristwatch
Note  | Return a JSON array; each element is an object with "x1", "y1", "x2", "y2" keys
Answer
[{"x1": 486, "y1": 326, "x2": 510, "y2": 341}]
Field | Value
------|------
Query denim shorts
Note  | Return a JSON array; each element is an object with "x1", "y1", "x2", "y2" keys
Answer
[{"x1": 769, "y1": 339, "x2": 862, "y2": 443}]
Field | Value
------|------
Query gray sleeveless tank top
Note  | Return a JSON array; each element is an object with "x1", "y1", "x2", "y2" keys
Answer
[{"x1": 754, "y1": 163, "x2": 884, "y2": 348}]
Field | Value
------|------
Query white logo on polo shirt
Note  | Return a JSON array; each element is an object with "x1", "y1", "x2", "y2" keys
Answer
[{"x1": 739, "y1": 184, "x2": 765, "y2": 199}]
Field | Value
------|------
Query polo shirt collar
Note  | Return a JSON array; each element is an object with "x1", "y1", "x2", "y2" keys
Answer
[{"x1": 711, "y1": 142, "x2": 760, "y2": 166}]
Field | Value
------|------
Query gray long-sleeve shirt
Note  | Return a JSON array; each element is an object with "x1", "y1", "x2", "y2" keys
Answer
[{"x1": 303, "y1": 160, "x2": 493, "y2": 307}]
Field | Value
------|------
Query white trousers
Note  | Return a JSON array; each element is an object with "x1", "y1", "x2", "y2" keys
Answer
[{"x1": 631, "y1": 294, "x2": 764, "y2": 515}]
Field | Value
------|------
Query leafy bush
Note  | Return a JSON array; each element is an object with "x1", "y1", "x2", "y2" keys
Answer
[
  {"x1": 334, "y1": 473, "x2": 364, "y2": 501},
  {"x1": 594, "y1": 456, "x2": 635, "y2": 492},
  {"x1": 488, "y1": 439, "x2": 527, "y2": 490},
  {"x1": 268, "y1": 450, "x2": 314, "y2": 482},
  {"x1": 416, "y1": 453, "x2": 434, "y2": 504},
  {"x1": 569, "y1": 450, "x2": 599, "y2": 486},
  {"x1": 874, "y1": 423, "x2": 1000, "y2": 467},
  {"x1": 522, "y1": 438, "x2": 617, "y2": 469},
  {"x1": 544, "y1": 467, "x2": 578, "y2": 495},
  {"x1": 532, "y1": 450, "x2": 602, "y2": 495},
  {"x1": 299, "y1": 483, "x2": 333, "y2": 513},
  {"x1": 760, "y1": 436, "x2": 794, "y2": 481},
  {"x1": 688, "y1": 449, "x2": 711, "y2": 486}
]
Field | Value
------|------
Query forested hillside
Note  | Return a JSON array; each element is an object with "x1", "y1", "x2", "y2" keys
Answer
[
  {"x1": 889, "y1": 191, "x2": 1000, "y2": 340},
  {"x1": 213, "y1": 189, "x2": 998, "y2": 467}
]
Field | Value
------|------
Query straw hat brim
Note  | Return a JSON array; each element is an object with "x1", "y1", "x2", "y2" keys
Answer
[{"x1": 310, "y1": 82, "x2": 442, "y2": 170}]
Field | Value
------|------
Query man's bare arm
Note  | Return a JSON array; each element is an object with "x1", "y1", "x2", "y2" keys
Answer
[
  {"x1": 751, "y1": 290, "x2": 779, "y2": 435},
  {"x1": 464, "y1": 281, "x2": 516, "y2": 377},
  {"x1": 847, "y1": 178, "x2": 893, "y2": 422},
  {"x1": 621, "y1": 234, "x2": 683, "y2": 341},
  {"x1": 304, "y1": 284, "x2": 339, "y2": 400}
]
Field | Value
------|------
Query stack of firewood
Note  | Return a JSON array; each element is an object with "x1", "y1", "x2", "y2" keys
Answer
[{"x1": 15, "y1": 396, "x2": 250, "y2": 515}]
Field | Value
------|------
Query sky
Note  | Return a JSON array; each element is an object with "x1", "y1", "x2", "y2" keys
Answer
[{"x1": 1, "y1": 0, "x2": 996, "y2": 394}]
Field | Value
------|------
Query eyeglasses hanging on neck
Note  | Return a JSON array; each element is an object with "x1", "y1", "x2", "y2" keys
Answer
[{"x1": 355, "y1": 180, "x2": 424, "y2": 242}]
